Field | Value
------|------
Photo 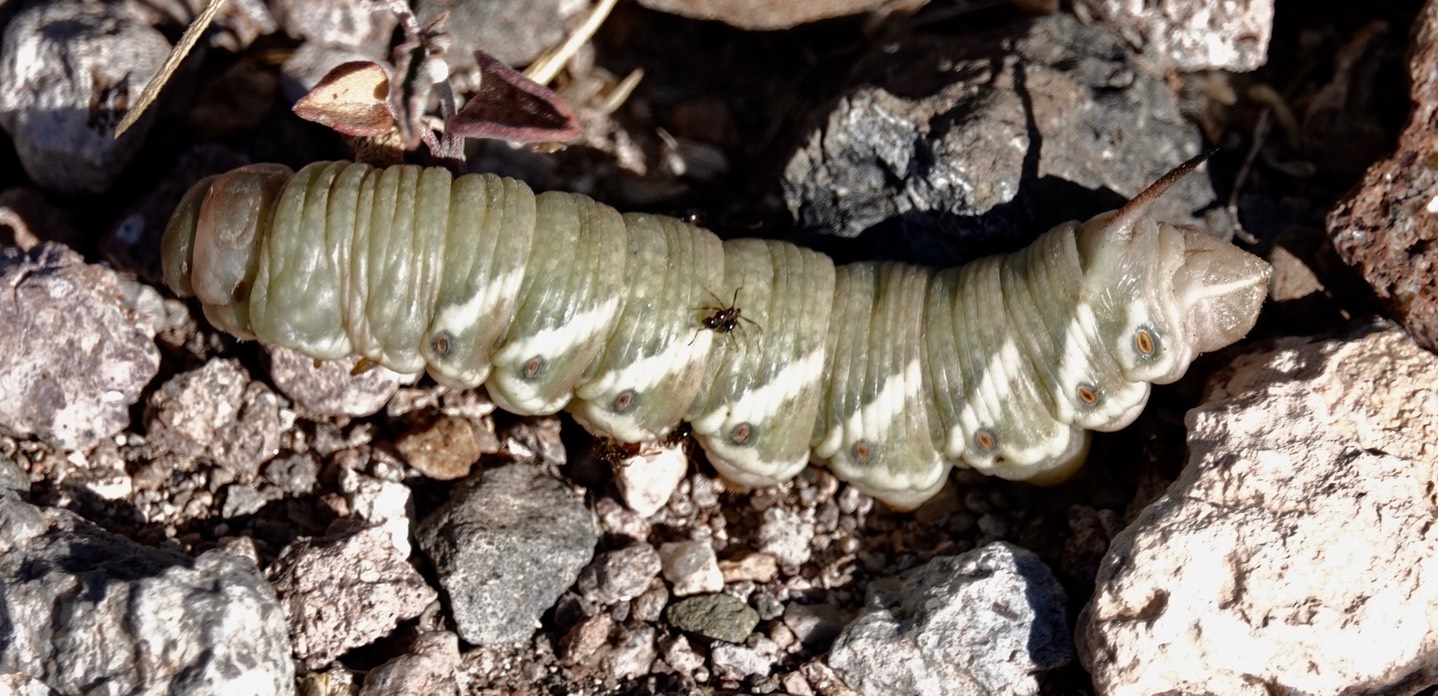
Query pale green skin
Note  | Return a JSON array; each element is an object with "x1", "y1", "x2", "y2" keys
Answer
[{"x1": 162, "y1": 160, "x2": 1269, "y2": 510}]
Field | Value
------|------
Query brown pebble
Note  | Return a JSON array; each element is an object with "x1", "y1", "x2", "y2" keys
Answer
[{"x1": 396, "y1": 415, "x2": 484, "y2": 480}]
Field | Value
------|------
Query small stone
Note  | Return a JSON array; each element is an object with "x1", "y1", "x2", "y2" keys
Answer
[
  {"x1": 660, "y1": 634, "x2": 706, "y2": 677},
  {"x1": 416, "y1": 464, "x2": 598, "y2": 646},
  {"x1": 576, "y1": 543, "x2": 663, "y2": 608},
  {"x1": 0, "y1": 245, "x2": 159, "y2": 451},
  {"x1": 220, "y1": 484, "x2": 270, "y2": 519},
  {"x1": 803, "y1": 660, "x2": 862, "y2": 696},
  {"x1": 0, "y1": 493, "x2": 293, "y2": 693},
  {"x1": 263, "y1": 453, "x2": 320, "y2": 495},
  {"x1": 666, "y1": 594, "x2": 759, "y2": 644},
  {"x1": 783, "y1": 603, "x2": 846, "y2": 646},
  {"x1": 614, "y1": 444, "x2": 688, "y2": 516},
  {"x1": 783, "y1": 13, "x2": 1217, "y2": 251},
  {"x1": 358, "y1": 630, "x2": 461, "y2": 696},
  {"x1": 781, "y1": 670, "x2": 816, "y2": 696},
  {"x1": 711, "y1": 635, "x2": 782, "y2": 681},
  {"x1": 595, "y1": 496, "x2": 653, "y2": 542},
  {"x1": 752, "y1": 591, "x2": 785, "y2": 621},
  {"x1": 501, "y1": 418, "x2": 567, "y2": 469},
  {"x1": 270, "y1": 0, "x2": 397, "y2": 50},
  {"x1": 757, "y1": 506, "x2": 815, "y2": 567},
  {"x1": 147, "y1": 359, "x2": 284, "y2": 478},
  {"x1": 1074, "y1": 0, "x2": 1273, "y2": 71},
  {"x1": 631, "y1": 583, "x2": 669, "y2": 623},
  {"x1": 829, "y1": 543, "x2": 1073, "y2": 696},
  {"x1": 269, "y1": 526, "x2": 437, "y2": 669},
  {"x1": 605, "y1": 625, "x2": 658, "y2": 682},
  {"x1": 659, "y1": 540, "x2": 725, "y2": 596},
  {"x1": 397, "y1": 415, "x2": 485, "y2": 481},
  {"x1": 415, "y1": 0, "x2": 578, "y2": 86},
  {"x1": 338, "y1": 467, "x2": 414, "y2": 558},
  {"x1": 720, "y1": 551, "x2": 780, "y2": 584},
  {"x1": 0, "y1": 2, "x2": 169, "y2": 193},
  {"x1": 560, "y1": 612, "x2": 614, "y2": 665},
  {"x1": 267, "y1": 347, "x2": 402, "y2": 418}
]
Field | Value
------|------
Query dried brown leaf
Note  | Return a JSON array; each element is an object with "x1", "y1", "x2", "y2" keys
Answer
[
  {"x1": 449, "y1": 50, "x2": 581, "y2": 145},
  {"x1": 293, "y1": 61, "x2": 396, "y2": 138}
]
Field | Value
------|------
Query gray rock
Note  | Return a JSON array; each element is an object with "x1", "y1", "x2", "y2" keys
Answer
[
  {"x1": 0, "y1": 673, "x2": 56, "y2": 696},
  {"x1": 560, "y1": 612, "x2": 659, "y2": 684},
  {"x1": 660, "y1": 634, "x2": 706, "y2": 677},
  {"x1": 711, "y1": 635, "x2": 782, "y2": 681},
  {"x1": 279, "y1": 41, "x2": 389, "y2": 104},
  {"x1": 0, "y1": 245, "x2": 160, "y2": 451},
  {"x1": 1074, "y1": 0, "x2": 1273, "y2": 71},
  {"x1": 0, "y1": 492, "x2": 293, "y2": 694},
  {"x1": 0, "y1": 1, "x2": 169, "y2": 194},
  {"x1": 783, "y1": 603, "x2": 846, "y2": 646},
  {"x1": 145, "y1": 359, "x2": 284, "y2": 478},
  {"x1": 631, "y1": 582, "x2": 670, "y2": 623},
  {"x1": 605, "y1": 624, "x2": 659, "y2": 683},
  {"x1": 757, "y1": 505, "x2": 815, "y2": 567},
  {"x1": 1078, "y1": 325, "x2": 1438, "y2": 695},
  {"x1": 416, "y1": 463, "x2": 598, "y2": 645},
  {"x1": 659, "y1": 539, "x2": 725, "y2": 597},
  {"x1": 270, "y1": 0, "x2": 397, "y2": 53},
  {"x1": 339, "y1": 466, "x2": 415, "y2": 558},
  {"x1": 828, "y1": 542, "x2": 1073, "y2": 696},
  {"x1": 220, "y1": 483, "x2": 271, "y2": 518},
  {"x1": 359, "y1": 629, "x2": 462, "y2": 696},
  {"x1": 666, "y1": 594, "x2": 760, "y2": 644},
  {"x1": 269, "y1": 526, "x2": 438, "y2": 669},
  {"x1": 121, "y1": 0, "x2": 277, "y2": 52},
  {"x1": 783, "y1": 13, "x2": 1214, "y2": 261},
  {"x1": 415, "y1": 0, "x2": 578, "y2": 90},
  {"x1": 576, "y1": 543, "x2": 663, "y2": 608},
  {"x1": 267, "y1": 346, "x2": 402, "y2": 418},
  {"x1": 263, "y1": 452, "x2": 321, "y2": 495},
  {"x1": 0, "y1": 455, "x2": 27, "y2": 494}
]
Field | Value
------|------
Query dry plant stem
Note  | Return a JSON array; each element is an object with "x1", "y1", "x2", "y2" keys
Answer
[
  {"x1": 597, "y1": 69, "x2": 646, "y2": 115},
  {"x1": 1246, "y1": 83, "x2": 1302, "y2": 150},
  {"x1": 1227, "y1": 108, "x2": 1273, "y2": 245},
  {"x1": 525, "y1": 0, "x2": 621, "y2": 85},
  {"x1": 115, "y1": 0, "x2": 226, "y2": 138}
]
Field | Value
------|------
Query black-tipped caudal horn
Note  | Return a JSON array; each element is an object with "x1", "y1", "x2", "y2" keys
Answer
[{"x1": 1107, "y1": 148, "x2": 1218, "y2": 235}]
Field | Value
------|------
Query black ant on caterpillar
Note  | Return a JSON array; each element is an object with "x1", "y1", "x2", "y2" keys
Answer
[
  {"x1": 689, "y1": 288, "x2": 760, "y2": 346},
  {"x1": 593, "y1": 423, "x2": 693, "y2": 467}
]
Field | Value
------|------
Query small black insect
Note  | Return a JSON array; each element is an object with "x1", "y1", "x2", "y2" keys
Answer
[
  {"x1": 662, "y1": 421, "x2": 693, "y2": 449},
  {"x1": 690, "y1": 287, "x2": 760, "y2": 345},
  {"x1": 594, "y1": 436, "x2": 644, "y2": 467}
]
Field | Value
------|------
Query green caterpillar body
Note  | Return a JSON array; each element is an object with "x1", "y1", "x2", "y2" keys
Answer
[{"x1": 162, "y1": 158, "x2": 1269, "y2": 509}]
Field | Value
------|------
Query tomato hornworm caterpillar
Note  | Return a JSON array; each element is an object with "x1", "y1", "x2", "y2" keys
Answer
[{"x1": 160, "y1": 154, "x2": 1269, "y2": 509}]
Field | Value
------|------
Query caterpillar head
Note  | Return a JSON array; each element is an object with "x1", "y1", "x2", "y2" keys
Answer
[
  {"x1": 162, "y1": 163, "x2": 295, "y2": 339},
  {"x1": 1075, "y1": 153, "x2": 1270, "y2": 385}
]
